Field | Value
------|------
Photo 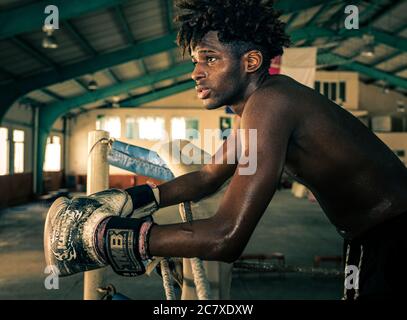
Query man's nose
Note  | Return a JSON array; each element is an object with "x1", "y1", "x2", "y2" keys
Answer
[{"x1": 191, "y1": 65, "x2": 207, "y2": 82}]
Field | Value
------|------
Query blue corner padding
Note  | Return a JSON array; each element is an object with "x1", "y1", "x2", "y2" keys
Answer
[{"x1": 108, "y1": 140, "x2": 174, "y2": 181}]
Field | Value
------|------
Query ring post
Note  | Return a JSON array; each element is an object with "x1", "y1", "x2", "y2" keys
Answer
[{"x1": 84, "y1": 130, "x2": 110, "y2": 300}]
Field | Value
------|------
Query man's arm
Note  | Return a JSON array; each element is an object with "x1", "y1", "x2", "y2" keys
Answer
[
  {"x1": 157, "y1": 123, "x2": 239, "y2": 207},
  {"x1": 149, "y1": 91, "x2": 297, "y2": 262},
  {"x1": 44, "y1": 92, "x2": 297, "y2": 277}
]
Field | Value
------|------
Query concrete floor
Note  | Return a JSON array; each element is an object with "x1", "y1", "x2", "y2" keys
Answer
[{"x1": 0, "y1": 189, "x2": 344, "y2": 300}]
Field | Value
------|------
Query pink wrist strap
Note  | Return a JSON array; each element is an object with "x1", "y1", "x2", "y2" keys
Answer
[{"x1": 138, "y1": 220, "x2": 154, "y2": 260}]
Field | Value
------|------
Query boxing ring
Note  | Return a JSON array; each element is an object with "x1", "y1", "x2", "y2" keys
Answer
[
  {"x1": 85, "y1": 130, "x2": 232, "y2": 300},
  {"x1": 85, "y1": 130, "x2": 343, "y2": 300}
]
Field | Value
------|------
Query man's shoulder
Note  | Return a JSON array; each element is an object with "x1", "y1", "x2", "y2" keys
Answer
[
  {"x1": 245, "y1": 75, "x2": 300, "y2": 115},
  {"x1": 242, "y1": 76, "x2": 302, "y2": 131},
  {"x1": 262, "y1": 74, "x2": 304, "y2": 95}
]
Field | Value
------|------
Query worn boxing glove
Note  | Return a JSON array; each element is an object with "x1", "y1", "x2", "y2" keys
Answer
[
  {"x1": 44, "y1": 188, "x2": 155, "y2": 277},
  {"x1": 125, "y1": 183, "x2": 160, "y2": 218}
]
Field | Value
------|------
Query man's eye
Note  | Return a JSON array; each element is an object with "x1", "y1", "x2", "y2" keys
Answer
[{"x1": 207, "y1": 57, "x2": 217, "y2": 63}]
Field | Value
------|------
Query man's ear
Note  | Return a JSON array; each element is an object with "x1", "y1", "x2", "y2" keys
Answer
[{"x1": 244, "y1": 50, "x2": 263, "y2": 73}]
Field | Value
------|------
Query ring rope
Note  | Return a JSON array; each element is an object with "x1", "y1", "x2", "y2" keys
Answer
[
  {"x1": 159, "y1": 259, "x2": 177, "y2": 300},
  {"x1": 89, "y1": 138, "x2": 211, "y2": 300},
  {"x1": 179, "y1": 202, "x2": 211, "y2": 300}
]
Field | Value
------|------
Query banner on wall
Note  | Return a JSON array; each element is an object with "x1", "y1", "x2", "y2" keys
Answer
[{"x1": 269, "y1": 47, "x2": 317, "y2": 89}]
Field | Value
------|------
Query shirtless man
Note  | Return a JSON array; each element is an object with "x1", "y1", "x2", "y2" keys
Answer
[{"x1": 44, "y1": 0, "x2": 407, "y2": 299}]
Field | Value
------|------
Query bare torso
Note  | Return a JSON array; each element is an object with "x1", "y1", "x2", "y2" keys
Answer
[
  {"x1": 149, "y1": 74, "x2": 407, "y2": 261},
  {"x1": 264, "y1": 75, "x2": 407, "y2": 238}
]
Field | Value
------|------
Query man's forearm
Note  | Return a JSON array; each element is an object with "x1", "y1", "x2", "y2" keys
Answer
[{"x1": 158, "y1": 170, "x2": 218, "y2": 207}]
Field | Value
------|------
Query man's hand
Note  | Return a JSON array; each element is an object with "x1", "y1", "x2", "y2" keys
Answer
[
  {"x1": 44, "y1": 189, "x2": 155, "y2": 277},
  {"x1": 125, "y1": 183, "x2": 160, "y2": 218}
]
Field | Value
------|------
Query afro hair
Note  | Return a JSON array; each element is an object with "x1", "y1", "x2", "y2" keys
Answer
[{"x1": 175, "y1": 0, "x2": 291, "y2": 65}]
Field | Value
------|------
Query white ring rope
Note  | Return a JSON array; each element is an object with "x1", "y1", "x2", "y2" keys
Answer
[
  {"x1": 90, "y1": 137, "x2": 211, "y2": 300},
  {"x1": 159, "y1": 201, "x2": 211, "y2": 300},
  {"x1": 159, "y1": 259, "x2": 177, "y2": 300},
  {"x1": 179, "y1": 202, "x2": 211, "y2": 300}
]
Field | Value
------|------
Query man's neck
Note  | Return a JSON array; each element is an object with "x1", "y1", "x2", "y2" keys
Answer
[{"x1": 230, "y1": 72, "x2": 268, "y2": 116}]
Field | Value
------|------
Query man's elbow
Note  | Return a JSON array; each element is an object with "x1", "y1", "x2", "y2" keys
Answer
[
  {"x1": 217, "y1": 250, "x2": 242, "y2": 264},
  {"x1": 209, "y1": 234, "x2": 244, "y2": 264}
]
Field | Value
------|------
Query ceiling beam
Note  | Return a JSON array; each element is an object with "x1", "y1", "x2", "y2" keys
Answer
[
  {"x1": 394, "y1": 24, "x2": 407, "y2": 34},
  {"x1": 138, "y1": 59, "x2": 149, "y2": 75},
  {"x1": 285, "y1": 13, "x2": 300, "y2": 31},
  {"x1": 319, "y1": 53, "x2": 407, "y2": 89},
  {"x1": 161, "y1": 0, "x2": 176, "y2": 66},
  {"x1": 1, "y1": 32, "x2": 178, "y2": 123},
  {"x1": 114, "y1": 5, "x2": 135, "y2": 44},
  {"x1": 2, "y1": 32, "x2": 177, "y2": 96},
  {"x1": 321, "y1": 2, "x2": 355, "y2": 31},
  {"x1": 20, "y1": 97, "x2": 43, "y2": 107},
  {"x1": 3, "y1": 25, "x2": 405, "y2": 122},
  {"x1": 0, "y1": 67, "x2": 17, "y2": 82},
  {"x1": 372, "y1": 51, "x2": 402, "y2": 67},
  {"x1": 120, "y1": 80, "x2": 194, "y2": 108},
  {"x1": 10, "y1": 17, "x2": 403, "y2": 103},
  {"x1": 0, "y1": 33, "x2": 176, "y2": 122},
  {"x1": 42, "y1": 88, "x2": 64, "y2": 101},
  {"x1": 74, "y1": 79, "x2": 90, "y2": 92},
  {"x1": 108, "y1": 69, "x2": 121, "y2": 83},
  {"x1": 392, "y1": 64, "x2": 407, "y2": 74},
  {"x1": 40, "y1": 50, "x2": 407, "y2": 118},
  {"x1": 2, "y1": 25, "x2": 404, "y2": 98},
  {"x1": 0, "y1": 0, "x2": 129, "y2": 40},
  {"x1": 274, "y1": 0, "x2": 333, "y2": 13},
  {"x1": 65, "y1": 20, "x2": 120, "y2": 87},
  {"x1": 38, "y1": 62, "x2": 193, "y2": 126},
  {"x1": 360, "y1": 0, "x2": 402, "y2": 28},
  {"x1": 295, "y1": 26, "x2": 407, "y2": 51},
  {"x1": 63, "y1": 20, "x2": 97, "y2": 56},
  {"x1": 1, "y1": 0, "x2": 336, "y2": 42},
  {"x1": 162, "y1": 0, "x2": 174, "y2": 32},
  {"x1": 291, "y1": 27, "x2": 336, "y2": 43},
  {"x1": 304, "y1": 3, "x2": 329, "y2": 27},
  {"x1": 302, "y1": 2, "x2": 345, "y2": 46},
  {"x1": 11, "y1": 36, "x2": 57, "y2": 68}
]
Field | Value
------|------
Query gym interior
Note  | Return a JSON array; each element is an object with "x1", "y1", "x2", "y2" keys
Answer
[{"x1": 0, "y1": 0, "x2": 406, "y2": 300}]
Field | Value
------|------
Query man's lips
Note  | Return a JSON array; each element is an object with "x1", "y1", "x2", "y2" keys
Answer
[{"x1": 196, "y1": 87, "x2": 211, "y2": 99}]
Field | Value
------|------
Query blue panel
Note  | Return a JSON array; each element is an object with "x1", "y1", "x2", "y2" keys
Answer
[{"x1": 108, "y1": 140, "x2": 174, "y2": 181}]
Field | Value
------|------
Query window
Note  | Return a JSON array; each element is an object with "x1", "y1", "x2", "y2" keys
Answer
[
  {"x1": 392, "y1": 117, "x2": 404, "y2": 132},
  {"x1": 315, "y1": 80, "x2": 347, "y2": 104},
  {"x1": 44, "y1": 136, "x2": 62, "y2": 172},
  {"x1": 0, "y1": 127, "x2": 9, "y2": 175},
  {"x1": 314, "y1": 81, "x2": 320, "y2": 92},
  {"x1": 13, "y1": 129, "x2": 24, "y2": 173},
  {"x1": 127, "y1": 117, "x2": 165, "y2": 140},
  {"x1": 171, "y1": 117, "x2": 199, "y2": 140},
  {"x1": 371, "y1": 116, "x2": 391, "y2": 132},
  {"x1": 125, "y1": 117, "x2": 137, "y2": 139},
  {"x1": 330, "y1": 83, "x2": 337, "y2": 101},
  {"x1": 96, "y1": 115, "x2": 121, "y2": 138},
  {"x1": 339, "y1": 82, "x2": 346, "y2": 102},
  {"x1": 323, "y1": 82, "x2": 329, "y2": 97}
]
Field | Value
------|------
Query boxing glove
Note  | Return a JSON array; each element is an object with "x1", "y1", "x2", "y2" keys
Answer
[{"x1": 44, "y1": 188, "x2": 155, "y2": 277}]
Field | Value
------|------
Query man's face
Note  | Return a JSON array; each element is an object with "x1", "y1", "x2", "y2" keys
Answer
[{"x1": 190, "y1": 31, "x2": 245, "y2": 109}]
